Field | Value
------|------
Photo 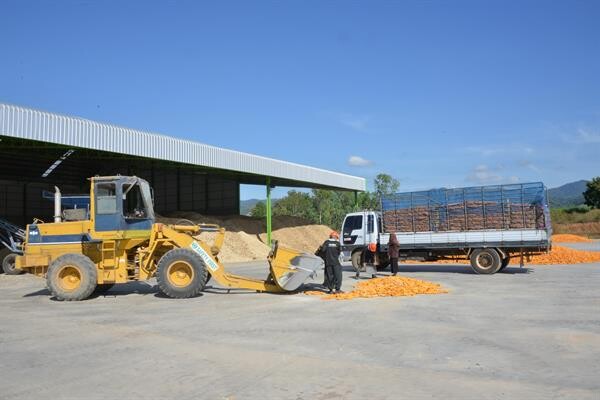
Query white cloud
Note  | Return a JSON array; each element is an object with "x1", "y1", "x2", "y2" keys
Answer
[
  {"x1": 518, "y1": 160, "x2": 541, "y2": 172},
  {"x1": 347, "y1": 155, "x2": 373, "y2": 167},
  {"x1": 340, "y1": 113, "x2": 371, "y2": 132},
  {"x1": 464, "y1": 145, "x2": 534, "y2": 156},
  {"x1": 467, "y1": 164, "x2": 519, "y2": 185},
  {"x1": 571, "y1": 129, "x2": 600, "y2": 144}
]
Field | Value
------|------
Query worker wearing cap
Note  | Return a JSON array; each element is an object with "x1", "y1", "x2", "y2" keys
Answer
[{"x1": 316, "y1": 231, "x2": 343, "y2": 293}]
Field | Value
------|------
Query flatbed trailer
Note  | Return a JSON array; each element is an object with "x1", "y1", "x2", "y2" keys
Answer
[{"x1": 340, "y1": 182, "x2": 552, "y2": 274}]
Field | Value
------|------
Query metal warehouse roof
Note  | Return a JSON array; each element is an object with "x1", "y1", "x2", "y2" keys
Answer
[{"x1": 0, "y1": 103, "x2": 365, "y2": 191}]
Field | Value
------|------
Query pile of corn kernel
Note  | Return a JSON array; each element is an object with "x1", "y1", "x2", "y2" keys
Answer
[
  {"x1": 552, "y1": 234, "x2": 593, "y2": 243},
  {"x1": 510, "y1": 244, "x2": 600, "y2": 265},
  {"x1": 305, "y1": 276, "x2": 447, "y2": 300}
]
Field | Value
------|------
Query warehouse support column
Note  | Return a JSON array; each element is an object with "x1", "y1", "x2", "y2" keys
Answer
[{"x1": 266, "y1": 177, "x2": 272, "y2": 245}]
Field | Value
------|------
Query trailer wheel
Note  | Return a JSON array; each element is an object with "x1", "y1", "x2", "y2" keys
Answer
[
  {"x1": 2, "y1": 253, "x2": 23, "y2": 275},
  {"x1": 157, "y1": 249, "x2": 207, "y2": 299},
  {"x1": 47, "y1": 254, "x2": 98, "y2": 301},
  {"x1": 470, "y1": 249, "x2": 502, "y2": 274},
  {"x1": 351, "y1": 251, "x2": 362, "y2": 272},
  {"x1": 499, "y1": 256, "x2": 511, "y2": 271}
]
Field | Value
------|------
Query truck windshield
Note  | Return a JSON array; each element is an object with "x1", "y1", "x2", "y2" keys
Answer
[{"x1": 343, "y1": 215, "x2": 363, "y2": 237}]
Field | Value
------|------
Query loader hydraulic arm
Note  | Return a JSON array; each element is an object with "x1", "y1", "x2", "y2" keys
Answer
[{"x1": 143, "y1": 224, "x2": 283, "y2": 292}]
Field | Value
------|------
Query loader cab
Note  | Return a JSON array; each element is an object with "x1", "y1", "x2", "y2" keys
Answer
[{"x1": 91, "y1": 176, "x2": 155, "y2": 233}]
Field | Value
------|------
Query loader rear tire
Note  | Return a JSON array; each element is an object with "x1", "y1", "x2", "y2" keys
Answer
[
  {"x1": 47, "y1": 254, "x2": 97, "y2": 301},
  {"x1": 470, "y1": 248, "x2": 502, "y2": 275},
  {"x1": 2, "y1": 253, "x2": 23, "y2": 275},
  {"x1": 157, "y1": 249, "x2": 207, "y2": 299}
]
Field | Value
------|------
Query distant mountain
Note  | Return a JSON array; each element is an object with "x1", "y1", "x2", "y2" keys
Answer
[
  {"x1": 240, "y1": 199, "x2": 261, "y2": 215},
  {"x1": 548, "y1": 180, "x2": 588, "y2": 208},
  {"x1": 239, "y1": 198, "x2": 280, "y2": 215}
]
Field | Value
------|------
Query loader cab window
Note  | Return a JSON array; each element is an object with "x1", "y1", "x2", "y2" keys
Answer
[
  {"x1": 343, "y1": 215, "x2": 363, "y2": 237},
  {"x1": 96, "y1": 183, "x2": 117, "y2": 215},
  {"x1": 122, "y1": 182, "x2": 151, "y2": 220}
]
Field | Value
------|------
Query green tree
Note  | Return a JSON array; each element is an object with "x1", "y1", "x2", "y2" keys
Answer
[
  {"x1": 374, "y1": 173, "x2": 399, "y2": 197},
  {"x1": 312, "y1": 189, "x2": 334, "y2": 224},
  {"x1": 249, "y1": 201, "x2": 266, "y2": 218},
  {"x1": 583, "y1": 177, "x2": 600, "y2": 208},
  {"x1": 273, "y1": 190, "x2": 318, "y2": 221}
]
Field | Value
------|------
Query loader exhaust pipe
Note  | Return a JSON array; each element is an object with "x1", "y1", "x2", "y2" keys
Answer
[{"x1": 54, "y1": 186, "x2": 62, "y2": 223}]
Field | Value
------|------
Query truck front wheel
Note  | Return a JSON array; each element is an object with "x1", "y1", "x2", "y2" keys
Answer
[{"x1": 470, "y1": 248, "x2": 502, "y2": 274}]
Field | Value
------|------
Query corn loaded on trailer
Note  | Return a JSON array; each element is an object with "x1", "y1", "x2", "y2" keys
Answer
[
  {"x1": 14, "y1": 176, "x2": 323, "y2": 300},
  {"x1": 341, "y1": 182, "x2": 552, "y2": 274}
]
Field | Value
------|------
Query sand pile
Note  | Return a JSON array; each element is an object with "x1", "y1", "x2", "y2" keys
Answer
[
  {"x1": 305, "y1": 276, "x2": 447, "y2": 300},
  {"x1": 259, "y1": 223, "x2": 332, "y2": 255},
  {"x1": 157, "y1": 212, "x2": 332, "y2": 263},
  {"x1": 552, "y1": 234, "x2": 593, "y2": 243}
]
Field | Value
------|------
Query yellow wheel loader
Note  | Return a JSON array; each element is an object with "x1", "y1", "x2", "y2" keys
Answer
[{"x1": 14, "y1": 176, "x2": 323, "y2": 301}]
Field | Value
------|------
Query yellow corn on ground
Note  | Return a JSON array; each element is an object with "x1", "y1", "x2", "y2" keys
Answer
[{"x1": 305, "y1": 276, "x2": 447, "y2": 300}]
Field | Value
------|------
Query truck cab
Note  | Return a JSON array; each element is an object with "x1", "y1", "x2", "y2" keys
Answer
[{"x1": 340, "y1": 211, "x2": 383, "y2": 266}]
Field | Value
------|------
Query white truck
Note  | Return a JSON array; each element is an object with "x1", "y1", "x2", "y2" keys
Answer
[{"x1": 340, "y1": 182, "x2": 552, "y2": 274}]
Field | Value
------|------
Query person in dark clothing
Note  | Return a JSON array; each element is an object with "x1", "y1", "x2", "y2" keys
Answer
[
  {"x1": 316, "y1": 231, "x2": 343, "y2": 293},
  {"x1": 387, "y1": 233, "x2": 400, "y2": 276}
]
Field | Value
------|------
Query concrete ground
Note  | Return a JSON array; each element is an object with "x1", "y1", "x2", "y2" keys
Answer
[
  {"x1": 1, "y1": 260, "x2": 599, "y2": 400},
  {"x1": 560, "y1": 239, "x2": 600, "y2": 252}
]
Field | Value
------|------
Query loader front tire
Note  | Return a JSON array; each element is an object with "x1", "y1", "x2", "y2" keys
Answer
[
  {"x1": 157, "y1": 249, "x2": 207, "y2": 299},
  {"x1": 47, "y1": 254, "x2": 98, "y2": 301}
]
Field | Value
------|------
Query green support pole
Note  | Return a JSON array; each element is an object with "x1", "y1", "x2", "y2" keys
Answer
[
  {"x1": 266, "y1": 177, "x2": 272, "y2": 245},
  {"x1": 354, "y1": 191, "x2": 359, "y2": 211}
]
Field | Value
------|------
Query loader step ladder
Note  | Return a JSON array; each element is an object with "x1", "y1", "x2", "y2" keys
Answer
[{"x1": 101, "y1": 240, "x2": 117, "y2": 268}]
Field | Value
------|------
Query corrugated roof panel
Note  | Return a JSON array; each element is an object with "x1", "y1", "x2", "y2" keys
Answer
[{"x1": 0, "y1": 103, "x2": 365, "y2": 191}]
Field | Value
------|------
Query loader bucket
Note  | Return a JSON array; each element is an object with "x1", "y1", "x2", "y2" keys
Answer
[{"x1": 268, "y1": 241, "x2": 324, "y2": 292}]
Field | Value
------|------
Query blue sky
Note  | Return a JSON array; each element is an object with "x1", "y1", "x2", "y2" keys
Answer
[{"x1": 2, "y1": 0, "x2": 599, "y2": 200}]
